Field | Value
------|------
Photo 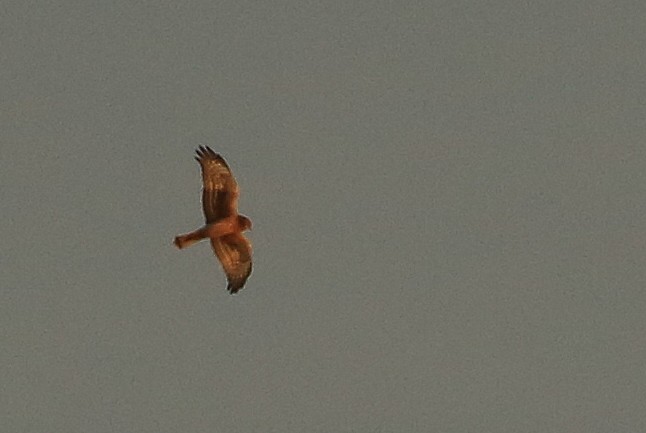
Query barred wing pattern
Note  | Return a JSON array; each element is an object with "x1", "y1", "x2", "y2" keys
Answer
[
  {"x1": 210, "y1": 233, "x2": 253, "y2": 294},
  {"x1": 195, "y1": 146, "x2": 239, "y2": 223}
]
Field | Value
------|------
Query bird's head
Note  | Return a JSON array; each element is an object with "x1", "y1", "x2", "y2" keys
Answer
[{"x1": 238, "y1": 215, "x2": 252, "y2": 231}]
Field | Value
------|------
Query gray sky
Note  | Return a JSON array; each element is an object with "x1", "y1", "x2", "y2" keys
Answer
[{"x1": 2, "y1": 1, "x2": 646, "y2": 432}]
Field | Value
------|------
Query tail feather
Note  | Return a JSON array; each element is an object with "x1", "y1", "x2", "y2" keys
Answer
[{"x1": 174, "y1": 229, "x2": 206, "y2": 249}]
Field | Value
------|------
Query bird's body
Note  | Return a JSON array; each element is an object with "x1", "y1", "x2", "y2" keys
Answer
[{"x1": 174, "y1": 146, "x2": 253, "y2": 294}]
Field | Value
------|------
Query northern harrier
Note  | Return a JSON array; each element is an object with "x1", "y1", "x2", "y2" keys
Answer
[{"x1": 174, "y1": 146, "x2": 252, "y2": 294}]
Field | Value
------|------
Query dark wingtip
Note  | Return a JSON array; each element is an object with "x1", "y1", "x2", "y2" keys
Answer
[
  {"x1": 205, "y1": 146, "x2": 217, "y2": 157},
  {"x1": 227, "y1": 281, "x2": 244, "y2": 294},
  {"x1": 195, "y1": 145, "x2": 222, "y2": 163}
]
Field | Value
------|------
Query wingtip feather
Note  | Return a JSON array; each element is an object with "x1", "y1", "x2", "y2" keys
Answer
[{"x1": 194, "y1": 145, "x2": 224, "y2": 164}]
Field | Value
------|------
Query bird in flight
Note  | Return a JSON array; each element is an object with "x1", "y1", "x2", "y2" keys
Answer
[{"x1": 174, "y1": 146, "x2": 253, "y2": 294}]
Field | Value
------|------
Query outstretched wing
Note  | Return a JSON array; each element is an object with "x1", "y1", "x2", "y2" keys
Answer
[
  {"x1": 210, "y1": 233, "x2": 253, "y2": 294},
  {"x1": 195, "y1": 146, "x2": 239, "y2": 223}
]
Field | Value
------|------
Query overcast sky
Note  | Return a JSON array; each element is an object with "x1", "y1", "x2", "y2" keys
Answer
[{"x1": 2, "y1": 1, "x2": 646, "y2": 432}]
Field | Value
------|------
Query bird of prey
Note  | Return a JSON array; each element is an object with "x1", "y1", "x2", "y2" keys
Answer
[{"x1": 174, "y1": 146, "x2": 252, "y2": 294}]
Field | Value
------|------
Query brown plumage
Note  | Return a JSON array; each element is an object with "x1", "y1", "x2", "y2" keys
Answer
[{"x1": 174, "y1": 146, "x2": 252, "y2": 294}]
